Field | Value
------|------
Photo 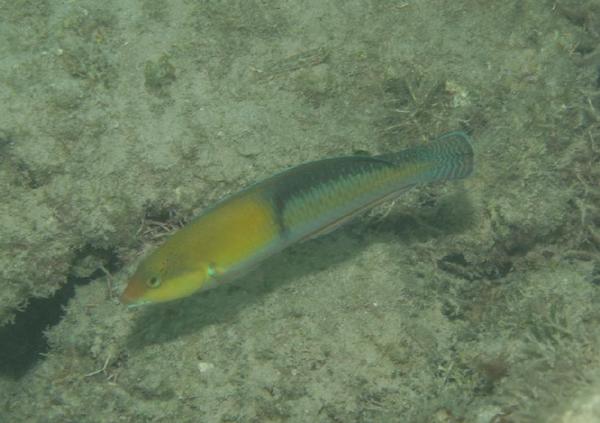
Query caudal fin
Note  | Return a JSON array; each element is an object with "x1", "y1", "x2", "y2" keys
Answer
[
  {"x1": 377, "y1": 131, "x2": 474, "y2": 182},
  {"x1": 426, "y1": 131, "x2": 474, "y2": 180}
]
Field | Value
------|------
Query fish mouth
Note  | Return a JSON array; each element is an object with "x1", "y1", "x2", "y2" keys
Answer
[
  {"x1": 120, "y1": 290, "x2": 152, "y2": 307},
  {"x1": 120, "y1": 280, "x2": 147, "y2": 305}
]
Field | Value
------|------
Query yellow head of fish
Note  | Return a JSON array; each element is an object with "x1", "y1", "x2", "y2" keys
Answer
[
  {"x1": 120, "y1": 248, "x2": 212, "y2": 306},
  {"x1": 120, "y1": 188, "x2": 281, "y2": 306}
]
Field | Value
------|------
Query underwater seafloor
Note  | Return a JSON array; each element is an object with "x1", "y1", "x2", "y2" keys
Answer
[{"x1": 1, "y1": 0, "x2": 600, "y2": 422}]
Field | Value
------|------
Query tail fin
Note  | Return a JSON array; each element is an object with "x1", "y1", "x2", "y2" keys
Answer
[
  {"x1": 377, "y1": 131, "x2": 474, "y2": 182},
  {"x1": 425, "y1": 131, "x2": 474, "y2": 180}
]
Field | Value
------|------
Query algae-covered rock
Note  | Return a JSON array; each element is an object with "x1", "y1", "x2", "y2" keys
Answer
[
  {"x1": 2, "y1": 0, "x2": 600, "y2": 422},
  {"x1": 144, "y1": 54, "x2": 176, "y2": 97}
]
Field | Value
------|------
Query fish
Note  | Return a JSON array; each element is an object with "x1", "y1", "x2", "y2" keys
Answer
[{"x1": 120, "y1": 131, "x2": 474, "y2": 306}]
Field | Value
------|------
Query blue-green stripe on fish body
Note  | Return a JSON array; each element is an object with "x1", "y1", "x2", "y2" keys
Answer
[{"x1": 262, "y1": 131, "x2": 473, "y2": 242}]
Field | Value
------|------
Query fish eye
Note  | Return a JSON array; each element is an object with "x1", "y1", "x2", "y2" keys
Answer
[{"x1": 146, "y1": 275, "x2": 161, "y2": 288}]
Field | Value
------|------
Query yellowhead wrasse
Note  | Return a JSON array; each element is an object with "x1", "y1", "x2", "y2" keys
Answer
[{"x1": 121, "y1": 131, "x2": 474, "y2": 306}]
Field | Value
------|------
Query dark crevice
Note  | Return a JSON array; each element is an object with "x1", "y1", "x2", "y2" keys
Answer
[{"x1": 0, "y1": 245, "x2": 121, "y2": 380}]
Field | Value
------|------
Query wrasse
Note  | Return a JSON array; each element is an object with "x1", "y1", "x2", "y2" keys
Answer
[{"x1": 121, "y1": 131, "x2": 473, "y2": 306}]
